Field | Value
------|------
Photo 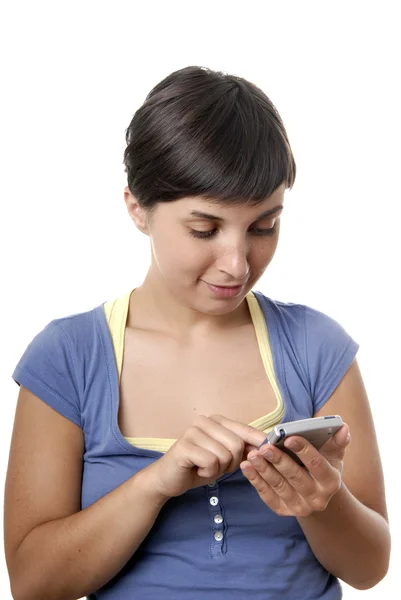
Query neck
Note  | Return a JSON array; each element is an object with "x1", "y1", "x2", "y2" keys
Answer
[{"x1": 127, "y1": 270, "x2": 251, "y2": 339}]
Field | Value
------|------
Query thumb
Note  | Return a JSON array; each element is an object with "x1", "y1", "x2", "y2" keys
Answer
[
  {"x1": 333, "y1": 423, "x2": 351, "y2": 448},
  {"x1": 321, "y1": 423, "x2": 350, "y2": 458}
]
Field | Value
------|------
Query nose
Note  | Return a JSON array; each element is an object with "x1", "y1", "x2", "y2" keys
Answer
[{"x1": 215, "y1": 238, "x2": 250, "y2": 282}]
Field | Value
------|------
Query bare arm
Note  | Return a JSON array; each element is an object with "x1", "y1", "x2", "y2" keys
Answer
[
  {"x1": 5, "y1": 389, "x2": 265, "y2": 600},
  {"x1": 4, "y1": 387, "x2": 168, "y2": 600},
  {"x1": 297, "y1": 481, "x2": 389, "y2": 589},
  {"x1": 241, "y1": 359, "x2": 390, "y2": 589},
  {"x1": 297, "y1": 359, "x2": 391, "y2": 589}
]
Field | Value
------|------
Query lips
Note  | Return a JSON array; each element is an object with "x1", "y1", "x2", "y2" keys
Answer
[
  {"x1": 204, "y1": 281, "x2": 245, "y2": 298},
  {"x1": 210, "y1": 284, "x2": 242, "y2": 288}
]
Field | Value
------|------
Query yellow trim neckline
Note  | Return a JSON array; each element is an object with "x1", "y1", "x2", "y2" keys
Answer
[{"x1": 103, "y1": 290, "x2": 284, "y2": 452}]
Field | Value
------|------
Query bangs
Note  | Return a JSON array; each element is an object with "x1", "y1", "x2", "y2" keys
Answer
[
  {"x1": 124, "y1": 67, "x2": 296, "y2": 208},
  {"x1": 174, "y1": 84, "x2": 295, "y2": 205}
]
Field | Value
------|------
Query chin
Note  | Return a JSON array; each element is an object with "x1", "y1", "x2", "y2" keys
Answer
[{"x1": 196, "y1": 295, "x2": 246, "y2": 315}]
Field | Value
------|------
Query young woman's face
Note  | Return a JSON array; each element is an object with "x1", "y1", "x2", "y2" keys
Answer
[{"x1": 127, "y1": 185, "x2": 285, "y2": 315}]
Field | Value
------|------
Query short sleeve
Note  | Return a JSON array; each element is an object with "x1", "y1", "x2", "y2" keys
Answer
[
  {"x1": 304, "y1": 306, "x2": 359, "y2": 413},
  {"x1": 12, "y1": 320, "x2": 82, "y2": 427}
]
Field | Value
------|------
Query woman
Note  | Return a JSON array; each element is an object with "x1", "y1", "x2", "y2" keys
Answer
[{"x1": 4, "y1": 66, "x2": 390, "y2": 600}]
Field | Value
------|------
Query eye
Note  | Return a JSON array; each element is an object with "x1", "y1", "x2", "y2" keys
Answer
[
  {"x1": 189, "y1": 229, "x2": 218, "y2": 240},
  {"x1": 251, "y1": 224, "x2": 277, "y2": 236},
  {"x1": 189, "y1": 220, "x2": 278, "y2": 240}
]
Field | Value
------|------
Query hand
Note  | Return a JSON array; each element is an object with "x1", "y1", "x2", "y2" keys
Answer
[
  {"x1": 240, "y1": 424, "x2": 351, "y2": 517},
  {"x1": 146, "y1": 414, "x2": 266, "y2": 499}
]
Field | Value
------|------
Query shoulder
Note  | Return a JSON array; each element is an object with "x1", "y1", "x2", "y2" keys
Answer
[
  {"x1": 252, "y1": 290, "x2": 359, "y2": 411},
  {"x1": 252, "y1": 289, "x2": 353, "y2": 341},
  {"x1": 50, "y1": 301, "x2": 105, "y2": 339},
  {"x1": 12, "y1": 300, "x2": 106, "y2": 428},
  {"x1": 17, "y1": 303, "x2": 103, "y2": 374}
]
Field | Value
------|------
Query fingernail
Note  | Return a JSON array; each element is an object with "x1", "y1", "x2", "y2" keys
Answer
[
  {"x1": 260, "y1": 448, "x2": 274, "y2": 461},
  {"x1": 286, "y1": 439, "x2": 302, "y2": 452}
]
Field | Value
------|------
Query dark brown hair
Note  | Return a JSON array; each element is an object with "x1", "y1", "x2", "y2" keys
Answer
[{"x1": 124, "y1": 66, "x2": 296, "y2": 209}]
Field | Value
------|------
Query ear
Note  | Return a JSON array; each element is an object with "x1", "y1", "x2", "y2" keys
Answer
[{"x1": 124, "y1": 186, "x2": 149, "y2": 235}]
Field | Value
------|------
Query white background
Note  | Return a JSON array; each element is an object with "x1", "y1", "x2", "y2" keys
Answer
[{"x1": 1, "y1": 1, "x2": 400, "y2": 598}]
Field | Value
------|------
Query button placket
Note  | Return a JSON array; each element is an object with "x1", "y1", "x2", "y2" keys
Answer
[{"x1": 205, "y1": 481, "x2": 226, "y2": 556}]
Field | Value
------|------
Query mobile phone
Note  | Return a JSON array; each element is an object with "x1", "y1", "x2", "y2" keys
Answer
[{"x1": 259, "y1": 415, "x2": 344, "y2": 466}]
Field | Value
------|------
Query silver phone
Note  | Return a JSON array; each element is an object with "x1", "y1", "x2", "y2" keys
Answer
[{"x1": 259, "y1": 415, "x2": 344, "y2": 466}]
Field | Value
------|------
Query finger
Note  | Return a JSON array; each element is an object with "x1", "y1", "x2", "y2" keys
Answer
[
  {"x1": 283, "y1": 436, "x2": 337, "y2": 486},
  {"x1": 176, "y1": 439, "x2": 222, "y2": 479},
  {"x1": 246, "y1": 450, "x2": 301, "y2": 504},
  {"x1": 191, "y1": 416, "x2": 247, "y2": 470},
  {"x1": 209, "y1": 414, "x2": 266, "y2": 447},
  {"x1": 244, "y1": 442, "x2": 259, "y2": 457},
  {"x1": 317, "y1": 424, "x2": 350, "y2": 464},
  {"x1": 328, "y1": 423, "x2": 351, "y2": 450},
  {"x1": 256, "y1": 446, "x2": 315, "y2": 497},
  {"x1": 240, "y1": 460, "x2": 283, "y2": 512},
  {"x1": 186, "y1": 426, "x2": 236, "y2": 473}
]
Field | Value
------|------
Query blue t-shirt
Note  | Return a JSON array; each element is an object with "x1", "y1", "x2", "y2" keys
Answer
[{"x1": 12, "y1": 290, "x2": 359, "y2": 600}]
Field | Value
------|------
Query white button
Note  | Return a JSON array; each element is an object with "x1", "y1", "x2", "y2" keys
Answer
[
  {"x1": 214, "y1": 514, "x2": 223, "y2": 524},
  {"x1": 214, "y1": 531, "x2": 224, "y2": 542},
  {"x1": 209, "y1": 496, "x2": 219, "y2": 506},
  {"x1": 207, "y1": 481, "x2": 216, "y2": 487}
]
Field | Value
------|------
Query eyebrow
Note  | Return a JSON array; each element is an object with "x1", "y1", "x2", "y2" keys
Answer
[{"x1": 188, "y1": 205, "x2": 284, "y2": 222}]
